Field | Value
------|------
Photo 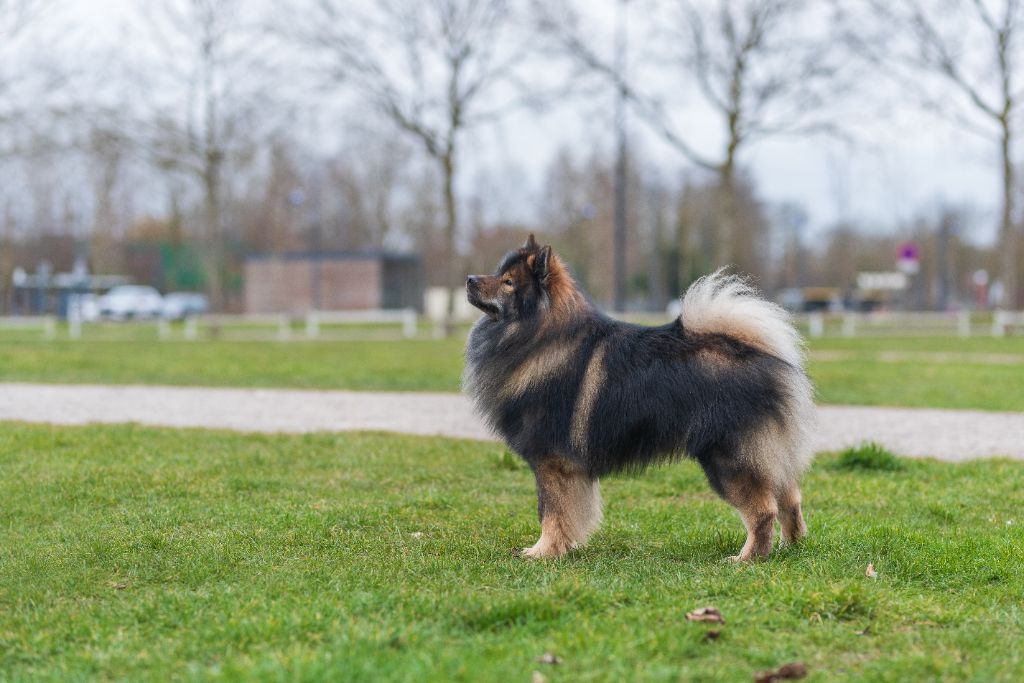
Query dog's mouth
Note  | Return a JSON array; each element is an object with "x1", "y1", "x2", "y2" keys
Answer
[{"x1": 466, "y1": 284, "x2": 501, "y2": 318}]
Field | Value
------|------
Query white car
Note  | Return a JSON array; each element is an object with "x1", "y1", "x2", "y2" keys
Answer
[
  {"x1": 161, "y1": 292, "x2": 209, "y2": 320},
  {"x1": 98, "y1": 285, "x2": 164, "y2": 320}
]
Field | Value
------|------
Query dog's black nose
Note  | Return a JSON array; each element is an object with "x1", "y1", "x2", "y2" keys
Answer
[{"x1": 466, "y1": 276, "x2": 479, "y2": 286}]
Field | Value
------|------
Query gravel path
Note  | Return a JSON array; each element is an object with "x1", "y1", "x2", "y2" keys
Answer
[{"x1": 0, "y1": 382, "x2": 1020, "y2": 462}]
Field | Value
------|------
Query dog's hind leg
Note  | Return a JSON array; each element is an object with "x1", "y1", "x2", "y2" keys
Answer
[
  {"x1": 523, "y1": 457, "x2": 602, "y2": 559},
  {"x1": 720, "y1": 471, "x2": 778, "y2": 562},
  {"x1": 777, "y1": 481, "x2": 807, "y2": 545}
]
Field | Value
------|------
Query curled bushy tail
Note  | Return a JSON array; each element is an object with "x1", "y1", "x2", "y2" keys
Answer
[
  {"x1": 682, "y1": 269, "x2": 816, "y2": 485},
  {"x1": 680, "y1": 269, "x2": 804, "y2": 368}
]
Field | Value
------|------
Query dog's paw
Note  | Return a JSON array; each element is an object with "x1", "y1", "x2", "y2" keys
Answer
[
  {"x1": 726, "y1": 551, "x2": 770, "y2": 563},
  {"x1": 521, "y1": 538, "x2": 573, "y2": 559}
]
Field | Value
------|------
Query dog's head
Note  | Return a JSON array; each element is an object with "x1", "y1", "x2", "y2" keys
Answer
[{"x1": 466, "y1": 234, "x2": 582, "y2": 322}]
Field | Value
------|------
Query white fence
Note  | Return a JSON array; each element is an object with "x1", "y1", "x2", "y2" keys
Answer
[
  {"x1": 4, "y1": 309, "x2": 1023, "y2": 341},
  {"x1": 0, "y1": 309, "x2": 420, "y2": 341},
  {"x1": 799, "y1": 310, "x2": 1024, "y2": 338}
]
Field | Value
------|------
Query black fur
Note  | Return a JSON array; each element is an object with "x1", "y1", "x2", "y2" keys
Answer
[{"x1": 464, "y1": 248, "x2": 804, "y2": 490}]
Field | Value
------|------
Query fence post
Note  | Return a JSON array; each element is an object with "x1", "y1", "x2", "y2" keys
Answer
[
  {"x1": 184, "y1": 316, "x2": 198, "y2": 340},
  {"x1": 306, "y1": 310, "x2": 319, "y2": 338},
  {"x1": 278, "y1": 314, "x2": 291, "y2": 340},
  {"x1": 158, "y1": 318, "x2": 170, "y2": 340},
  {"x1": 957, "y1": 310, "x2": 970, "y2": 338},
  {"x1": 402, "y1": 308, "x2": 417, "y2": 338},
  {"x1": 68, "y1": 305, "x2": 82, "y2": 340},
  {"x1": 842, "y1": 312, "x2": 856, "y2": 338},
  {"x1": 808, "y1": 312, "x2": 824, "y2": 339},
  {"x1": 43, "y1": 316, "x2": 56, "y2": 341},
  {"x1": 992, "y1": 311, "x2": 1006, "y2": 337}
]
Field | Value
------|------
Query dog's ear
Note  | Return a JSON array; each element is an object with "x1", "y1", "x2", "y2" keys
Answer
[
  {"x1": 532, "y1": 245, "x2": 552, "y2": 285},
  {"x1": 523, "y1": 233, "x2": 539, "y2": 251}
]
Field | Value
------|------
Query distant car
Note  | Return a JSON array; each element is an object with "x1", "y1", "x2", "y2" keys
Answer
[
  {"x1": 98, "y1": 285, "x2": 164, "y2": 320},
  {"x1": 161, "y1": 292, "x2": 209, "y2": 320}
]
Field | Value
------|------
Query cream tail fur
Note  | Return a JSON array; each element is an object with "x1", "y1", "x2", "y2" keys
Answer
[{"x1": 679, "y1": 269, "x2": 816, "y2": 486}]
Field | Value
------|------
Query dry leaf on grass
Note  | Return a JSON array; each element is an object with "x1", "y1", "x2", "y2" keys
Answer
[
  {"x1": 703, "y1": 629, "x2": 721, "y2": 642},
  {"x1": 531, "y1": 671, "x2": 546, "y2": 683},
  {"x1": 686, "y1": 606, "x2": 725, "y2": 624},
  {"x1": 107, "y1": 580, "x2": 128, "y2": 590},
  {"x1": 865, "y1": 563, "x2": 878, "y2": 579},
  {"x1": 753, "y1": 662, "x2": 808, "y2": 682},
  {"x1": 536, "y1": 653, "x2": 562, "y2": 665}
]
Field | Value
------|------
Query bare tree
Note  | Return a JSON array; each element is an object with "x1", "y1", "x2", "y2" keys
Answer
[
  {"x1": 540, "y1": 0, "x2": 845, "y2": 267},
  {"x1": 118, "y1": 0, "x2": 278, "y2": 310},
  {"x1": 0, "y1": 0, "x2": 53, "y2": 146},
  {"x1": 846, "y1": 0, "x2": 1024, "y2": 308},
  {"x1": 288, "y1": 0, "x2": 539, "y2": 327}
]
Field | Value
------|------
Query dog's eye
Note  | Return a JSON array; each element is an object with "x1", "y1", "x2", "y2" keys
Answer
[{"x1": 503, "y1": 279, "x2": 514, "y2": 287}]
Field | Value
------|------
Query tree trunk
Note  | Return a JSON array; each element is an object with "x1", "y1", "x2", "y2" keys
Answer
[
  {"x1": 715, "y1": 161, "x2": 736, "y2": 267},
  {"x1": 203, "y1": 172, "x2": 226, "y2": 312},
  {"x1": 441, "y1": 150, "x2": 458, "y2": 334},
  {"x1": 999, "y1": 122, "x2": 1019, "y2": 309}
]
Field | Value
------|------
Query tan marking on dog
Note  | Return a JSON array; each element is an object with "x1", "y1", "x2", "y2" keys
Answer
[
  {"x1": 777, "y1": 482, "x2": 806, "y2": 545},
  {"x1": 500, "y1": 337, "x2": 582, "y2": 398},
  {"x1": 544, "y1": 253, "x2": 588, "y2": 322},
  {"x1": 523, "y1": 458, "x2": 602, "y2": 559},
  {"x1": 570, "y1": 343, "x2": 607, "y2": 451},
  {"x1": 719, "y1": 472, "x2": 778, "y2": 562}
]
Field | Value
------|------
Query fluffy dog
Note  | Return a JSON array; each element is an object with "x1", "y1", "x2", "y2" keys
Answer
[{"x1": 463, "y1": 235, "x2": 814, "y2": 561}]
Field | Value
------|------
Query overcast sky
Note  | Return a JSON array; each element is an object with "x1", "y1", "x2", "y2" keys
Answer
[{"x1": 65, "y1": 0, "x2": 1004, "y2": 246}]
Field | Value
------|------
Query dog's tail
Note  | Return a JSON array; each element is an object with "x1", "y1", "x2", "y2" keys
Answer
[
  {"x1": 679, "y1": 268, "x2": 804, "y2": 368},
  {"x1": 680, "y1": 269, "x2": 815, "y2": 485}
]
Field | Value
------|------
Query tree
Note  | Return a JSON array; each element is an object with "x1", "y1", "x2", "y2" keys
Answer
[
  {"x1": 0, "y1": 0, "x2": 55, "y2": 150},
  {"x1": 539, "y1": 0, "x2": 846, "y2": 267},
  {"x1": 288, "y1": 0, "x2": 539, "y2": 328},
  {"x1": 846, "y1": 0, "x2": 1024, "y2": 308},
  {"x1": 118, "y1": 0, "x2": 279, "y2": 310}
]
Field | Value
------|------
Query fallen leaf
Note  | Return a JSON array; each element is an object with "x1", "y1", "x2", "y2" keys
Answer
[
  {"x1": 855, "y1": 625, "x2": 871, "y2": 636},
  {"x1": 776, "y1": 663, "x2": 808, "y2": 679},
  {"x1": 753, "y1": 661, "x2": 807, "y2": 682},
  {"x1": 531, "y1": 671, "x2": 546, "y2": 683},
  {"x1": 536, "y1": 652, "x2": 561, "y2": 665},
  {"x1": 865, "y1": 563, "x2": 878, "y2": 579},
  {"x1": 107, "y1": 580, "x2": 128, "y2": 590},
  {"x1": 703, "y1": 629, "x2": 721, "y2": 642},
  {"x1": 686, "y1": 606, "x2": 725, "y2": 624},
  {"x1": 410, "y1": 532, "x2": 424, "y2": 539}
]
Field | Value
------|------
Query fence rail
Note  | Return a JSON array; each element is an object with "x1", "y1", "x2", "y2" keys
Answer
[
  {"x1": 798, "y1": 310, "x2": 1024, "y2": 338},
  {"x1": 1, "y1": 309, "x2": 1022, "y2": 341},
  {"x1": 0, "y1": 309, "x2": 420, "y2": 341}
]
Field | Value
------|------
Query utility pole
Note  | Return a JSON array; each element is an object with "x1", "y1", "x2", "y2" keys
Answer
[{"x1": 612, "y1": 0, "x2": 628, "y2": 312}]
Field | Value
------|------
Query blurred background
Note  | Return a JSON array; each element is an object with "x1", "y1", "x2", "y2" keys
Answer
[{"x1": 1, "y1": 0, "x2": 1022, "y2": 337}]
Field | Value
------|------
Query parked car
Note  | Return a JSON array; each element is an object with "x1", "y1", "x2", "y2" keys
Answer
[
  {"x1": 162, "y1": 292, "x2": 209, "y2": 320},
  {"x1": 98, "y1": 285, "x2": 164, "y2": 320}
]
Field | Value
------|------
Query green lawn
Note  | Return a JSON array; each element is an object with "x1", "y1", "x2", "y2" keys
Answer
[
  {"x1": 1, "y1": 424, "x2": 1021, "y2": 681},
  {"x1": 0, "y1": 332, "x2": 1023, "y2": 411}
]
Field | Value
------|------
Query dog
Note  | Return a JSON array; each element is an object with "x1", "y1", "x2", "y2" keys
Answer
[{"x1": 463, "y1": 235, "x2": 815, "y2": 561}]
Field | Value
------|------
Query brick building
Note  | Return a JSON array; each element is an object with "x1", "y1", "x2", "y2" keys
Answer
[{"x1": 244, "y1": 251, "x2": 423, "y2": 313}]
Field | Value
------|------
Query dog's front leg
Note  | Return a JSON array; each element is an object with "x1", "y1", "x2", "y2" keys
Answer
[{"x1": 522, "y1": 458, "x2": 602, "y2": 559}]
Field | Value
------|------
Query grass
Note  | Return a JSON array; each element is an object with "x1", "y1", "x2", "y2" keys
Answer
[
  {"x1": 831, "y1": 443, "x2": 906, "y2": 472},
  {"x1": 807, "y1": 358, "x2": 1024, "y2": 412},
  {"x1": 2, "y1": 424, "x2": 1022, "y2": 681},
  {"x1": 0, "y1": 327, "x2": 1023, "y2": 410},
  {"x1": 0, "y1": 338, "x2": 467, "y2": 392}
]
